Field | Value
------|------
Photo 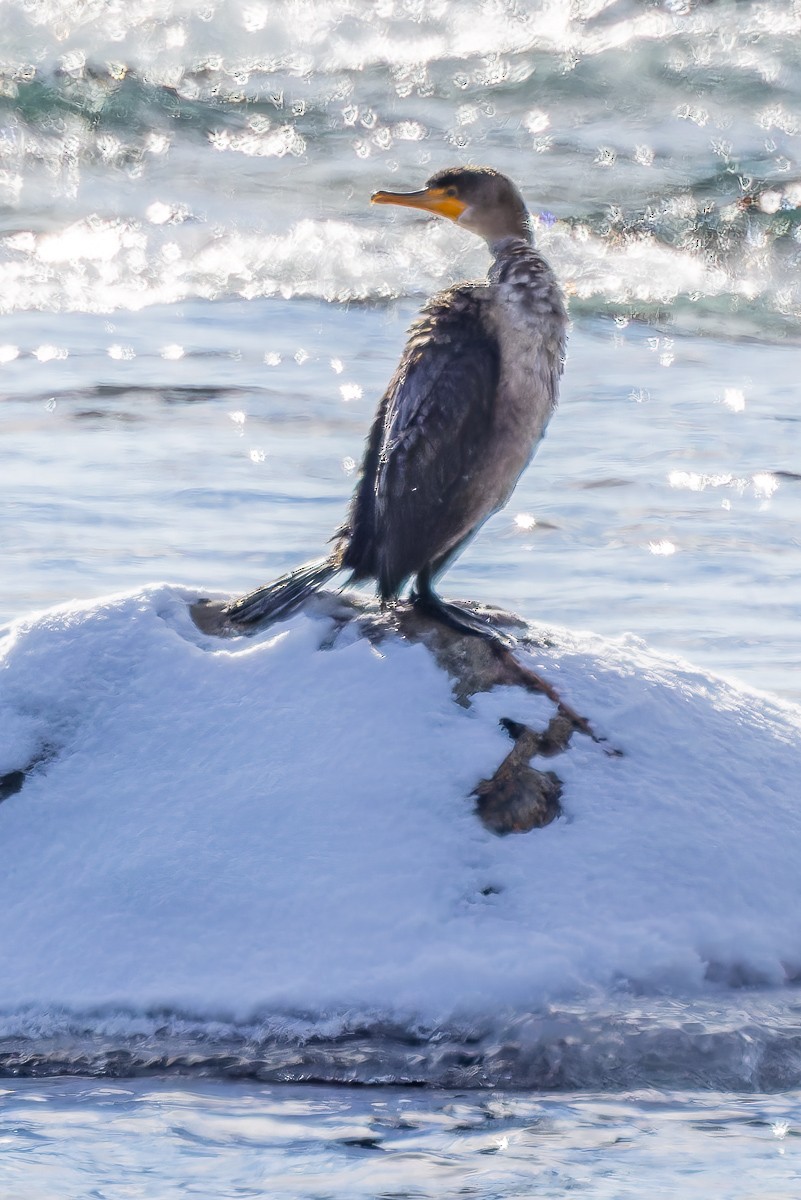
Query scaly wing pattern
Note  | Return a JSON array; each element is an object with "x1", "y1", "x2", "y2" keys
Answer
[{"x1": 351, "y1": 286, "x2": 501, "y2": 599}]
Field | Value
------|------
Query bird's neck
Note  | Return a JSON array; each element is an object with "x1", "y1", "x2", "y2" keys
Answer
[
  {"x1": 489, "y1": 231, "x2": 532, "y2": 255},
  {"x1": 486, "y1": 236, "x2": 562, "y2": 305},
  {"x1": 488, "y1": 232, "x2": 534, "y2": 260}
]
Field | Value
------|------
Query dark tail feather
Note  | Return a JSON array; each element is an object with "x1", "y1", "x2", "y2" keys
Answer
[{"x1": 225, "y1": 556, "x2": 340, "y2": 627}]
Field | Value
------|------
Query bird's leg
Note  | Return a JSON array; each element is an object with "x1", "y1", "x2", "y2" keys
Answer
[{"x1": 411, "y1": 569, "x2": 513, "y2": 647}]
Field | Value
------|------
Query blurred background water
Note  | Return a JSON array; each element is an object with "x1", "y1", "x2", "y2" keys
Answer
[{"x1": 1, "y1": 0, "x2": 801, "y2": 1193}]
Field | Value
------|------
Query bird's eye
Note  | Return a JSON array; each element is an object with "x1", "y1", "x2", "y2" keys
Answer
[{"x1": 445, "y1": 186, "x2": 458, "y2": 197}]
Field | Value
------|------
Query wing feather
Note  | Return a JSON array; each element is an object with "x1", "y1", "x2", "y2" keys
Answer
[{"x1": 367, "y1": 287, "x2": 500, "y2": 597}]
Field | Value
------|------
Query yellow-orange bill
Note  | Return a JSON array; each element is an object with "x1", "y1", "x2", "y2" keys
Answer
[{"x1": 371, "y1": 187, "x2": 466, "y2": 221}]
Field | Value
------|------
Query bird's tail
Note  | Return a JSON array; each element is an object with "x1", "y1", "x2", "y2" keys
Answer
[{"x1": 224, "y1": 556, "x2": 340, "y2": 627}]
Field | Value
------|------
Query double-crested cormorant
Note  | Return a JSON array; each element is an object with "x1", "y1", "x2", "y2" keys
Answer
[{"x1": 226, "y1": 166, "x2": 568, "y2": 637}]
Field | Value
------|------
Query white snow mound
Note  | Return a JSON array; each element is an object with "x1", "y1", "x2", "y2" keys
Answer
[{"x1": 1, "y1": 584, "x2": 800, "y2": 1025}]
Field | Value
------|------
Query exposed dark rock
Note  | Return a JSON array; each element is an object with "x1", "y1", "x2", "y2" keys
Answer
[
  {"x1": 476, "y1": 763, "x2": 561, "y2": 834},
  {"x1": 474, "y1": 716, "x2": 565, "y2": 835},
  {"x1": 0, "y1": 745, "x2": 58, "y2": 805},
  {"x1": 0, "y1": 770, "x2": 25, "y2": 803},
  {"x1": 190, "y1": 590, "x2": 603, "y2": 836}
]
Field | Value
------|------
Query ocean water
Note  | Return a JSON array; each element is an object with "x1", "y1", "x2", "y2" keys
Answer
[{"x1": 2, "y1": 0, "x2": 801, "y2": 1193}]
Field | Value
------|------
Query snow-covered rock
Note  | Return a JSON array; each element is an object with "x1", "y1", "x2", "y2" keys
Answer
[{"x1": 1, "y1": 584, "x2": 800, "y2": 1085}]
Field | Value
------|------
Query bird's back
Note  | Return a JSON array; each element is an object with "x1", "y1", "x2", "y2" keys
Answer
[{"x1": 341, "y1": 284, "x2": 498, "y2": 594}]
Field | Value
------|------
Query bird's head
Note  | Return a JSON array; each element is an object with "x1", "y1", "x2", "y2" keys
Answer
[{"x1": 371, "y1": 166, "x2": 532, "y2": 248}]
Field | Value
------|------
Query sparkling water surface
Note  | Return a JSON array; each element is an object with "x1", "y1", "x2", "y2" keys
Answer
[
  {"x1": 2, "y1": 0, "x2": 801, "y2": 1192},
  {"x1": 3, "y1": 300, "x2": 799, "y2": 699},
  {"x1": 1, "y1": 1079, "x2": 801, "y2": 1198}
]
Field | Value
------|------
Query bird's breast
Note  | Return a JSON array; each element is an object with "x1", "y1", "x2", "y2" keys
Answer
[{"x1": 480, "y1": 284, "x2": 566, "y2": 507}]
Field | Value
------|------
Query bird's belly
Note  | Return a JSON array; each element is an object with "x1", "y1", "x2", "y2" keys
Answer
[{"x1": 435, "y1": 383, "x2": 550, "y2": 565}]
